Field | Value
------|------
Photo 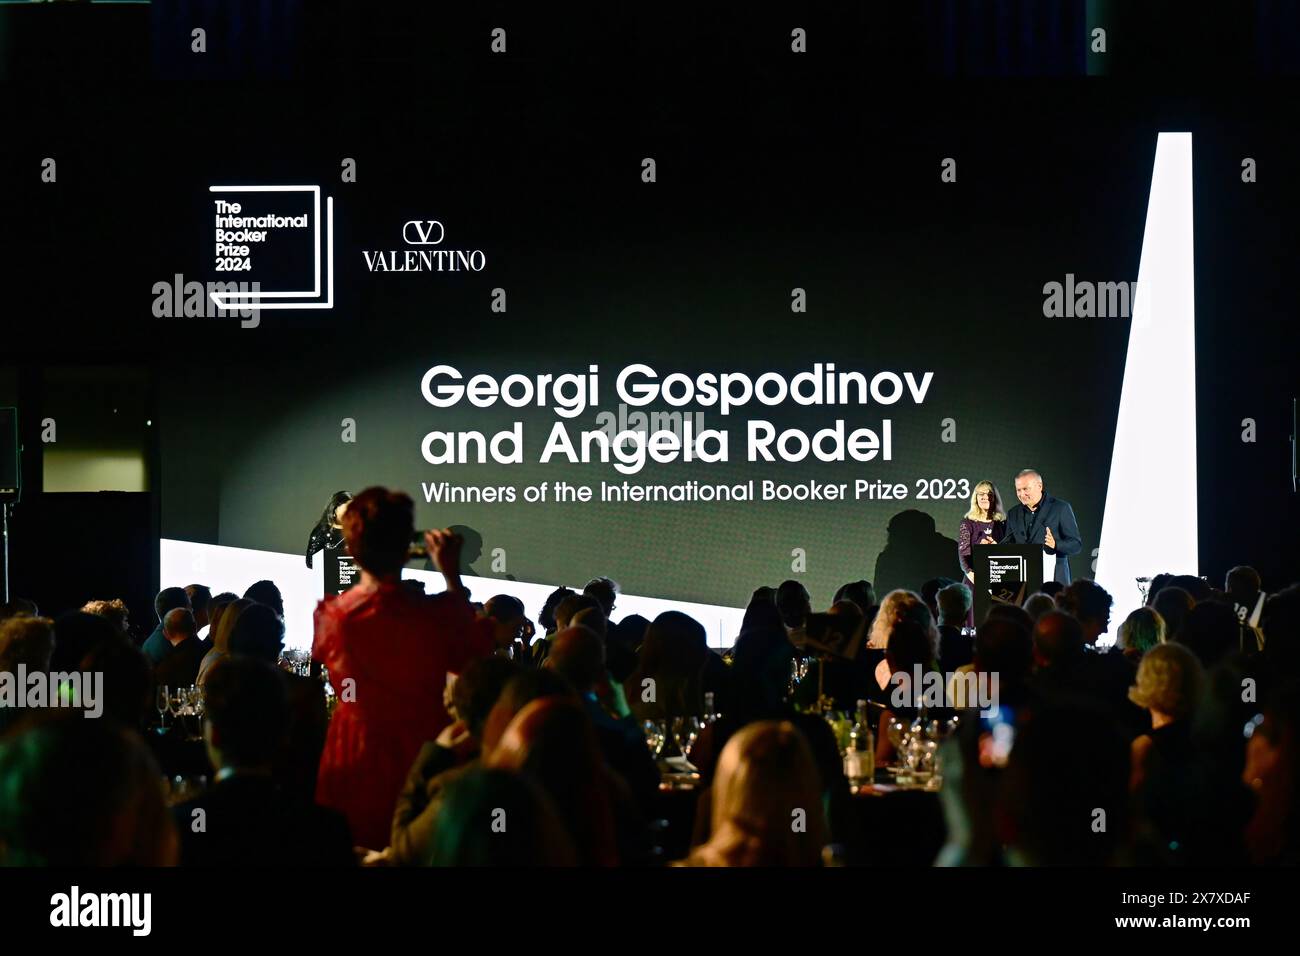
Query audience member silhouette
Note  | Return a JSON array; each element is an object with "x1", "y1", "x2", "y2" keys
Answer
[
  {"x1": 1127, "y1": 643, "x2": 1251, "y2": 865},
  {"x1": 141, "y1": 586, "x2": 191, "y2": 664},
  {"x1": 173, "y1": 658, "x2": 352, "y2": 867},
  {"x1": 936, "y1": 582, "x2": 974, "y2": 673},
  {"x1": 244, "y1": 579, "x2": 285, "y2": 620},
  {"x1": 676, "y1": 720, "x2": 827, "y2": 867},
  {"x1": 0, "y1": 616, "x2": 55, "y2": 735},
  {"x1": 389, "y1": 666, "x2": 569, "y2": 865},
  {"x1": 1022, "y1": 592, "x2": 1056, "y2": 623},
  {"x1": 153, "y1": 608, "x2": 206, "y2": 691},
  {"x1": 1152, "y1": 586, "x2": 1195, "y2": 642},
  {"x1": 0, "y1": 714, "x2": 178, "y2": 866},
  {"x1": 486, "y1": 696, "x2": 632, "y2": 866},
  {"x1": 1117, "y1": 607, "x2": 1165, "y2": 661},
  {"x1": 997, "y1": 702, "x2": 1130, "y2": 865},
  {"x1": 546, "y1": 625, "x2": 660, "y2": 812},
  {"x1": 51, "y1": 609, "x2": 117, "y2": 673},
  {"x1": 198, "y1": 597, "x2": 252, "y2": 687},
  {"x1": 1242, "y1": 681, "x2": 1300, "y2": 864},
  {"x1": 186, "y1": 584, "x2": 213, "y2": 634},
  {"x1": 1177, "y1": 600, "x2": 1240, "y2": 669},
  {"x1": 833, "y1": 580, "x2": 877, "y2": 615},
  {"x1": 624, "y1": 610, "x2": 709, "y2": 723},
  {"x1": 79, "y1": 599, "x2": 130, "y2": 638},
  {"x1": 426, "y1": 767, "x2": 577, "y2": 867}
]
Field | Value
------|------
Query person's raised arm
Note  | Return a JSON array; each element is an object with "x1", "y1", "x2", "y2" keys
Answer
[{"x1": 425, "y1": 528, "x2": 466, "y2": 596}]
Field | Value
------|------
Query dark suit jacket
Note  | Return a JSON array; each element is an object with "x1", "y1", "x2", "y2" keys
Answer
[
  {"x1": 581, "y1": 694, "x2": 661, "y2": 815},
  {"x1": 277, "y1": 672, "x2": 329, "y2": 804},
  {"x1": 141, "y1": 624, "x2": 170, "y2": 665},
  {"x1": 153, "y1": 637, "x2": 206, "y2": 689},
  {"x1": 938, "y1": 624, "x2": 973, "y2": 674},
  {"x1": 391, "y1": 748, "x2": 476, "y2": 865},
  {"x1": 1000, "y1": 492, "x2": 1082, "y2": 584},
  {"x1": 174, "y1": 773, "x2": 354, "y2": 866}
]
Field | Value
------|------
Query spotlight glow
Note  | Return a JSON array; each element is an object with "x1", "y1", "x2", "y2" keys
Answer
[{"x1": 1094, "y1": 132, "x2": 1198, "y2": 630}]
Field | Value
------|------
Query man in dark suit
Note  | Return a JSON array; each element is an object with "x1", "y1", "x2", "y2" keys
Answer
[
  {"x1": 1000, "y1": 469, "x2": 1083, "y2": 585},
  {"x1": 545, "y1": 625, "x2": 661, "y2": 815},
  {"x1": 141, "y1": 587, "x2": 191, "y2": 664},
  {"x1": 173, "y1": 657, "x2": 353, "y2": 866},
  {"x1": 152, "y1": 608, "x2": 207, "y2": 690},
  {"x1": 225, "y1": 603, "x2": 329, "y2": 804},
  {"x1": 936, "y1": 582, "x2": 974, "y2": 673}
]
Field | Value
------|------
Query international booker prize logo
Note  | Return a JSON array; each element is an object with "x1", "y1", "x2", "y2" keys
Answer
[
  {"x1": 155, "y1": 184, "x2": 336, "y2": 328},
  {"x1": 206, "y1": 184, "x2": 335, "y2": 313},
  {"x1": 362, "y1": 218, "x2": 487, "y2": 273}
]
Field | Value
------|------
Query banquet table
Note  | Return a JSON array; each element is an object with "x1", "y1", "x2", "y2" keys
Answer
[{"x1": 651, "y1": 762, "x2": 948, "y2": 865}]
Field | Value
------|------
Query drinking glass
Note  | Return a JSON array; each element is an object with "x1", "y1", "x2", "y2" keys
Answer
[
  {"x1": 642, "y1": 720, "x2": 666, "y2": 756},
  {"x1": 671, "y1": 716, "x2": 703, "y2": 769},
  {"x1": 886, "y1": 716, "x2": 907, "y2": 758},
  {"x1": 924, "y1": 716, "x2": 959, "y2": 742},
  {"x1": 182, "y1": 688, "x2": 203, "y2": 738},
  {"x1": 824, "y1": 711, "x2": 843, "y2": 753},
  {"x1": 917, "y1": 738, "x2": 938, "y2": 775},
  {"x1": 155, "y1": 685, "x2": 171, "y2": 730}
]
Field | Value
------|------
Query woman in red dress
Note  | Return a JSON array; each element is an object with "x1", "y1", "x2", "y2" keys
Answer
[{"x1": 312, "y1": 487, "x2": 493, "y2": 850}]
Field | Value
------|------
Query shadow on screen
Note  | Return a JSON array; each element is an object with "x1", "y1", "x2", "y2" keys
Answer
[
  {"x1": 871, "y1": 509, "x2": 960, "y2": 595},
  {"x1": 418, "y1": 524, "x2": 513, "y2": 580}
]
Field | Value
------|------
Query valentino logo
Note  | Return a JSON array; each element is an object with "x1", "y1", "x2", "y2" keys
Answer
[
  {"x1": 403, "y1": 219, "x2": 446, "y2": 245},
  {"x1": 363, "y1": 217, "x2": 486, "y2": 273}
]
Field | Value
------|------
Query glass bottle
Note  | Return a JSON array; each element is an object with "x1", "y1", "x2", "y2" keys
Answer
[{"x1": 843, "y1": 698, "x2": 875, "y2": 785}]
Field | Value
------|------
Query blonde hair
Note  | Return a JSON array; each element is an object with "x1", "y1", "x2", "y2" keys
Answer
[
  {"x1": 1128, "y1": 642, "x2": 1202, "y2": 719},
  {"x1": 197, "y1": 599, "x2": 254, "y2": 688},
  {"x1": 965, "y1": 480, "x2": 1006, "y2": 522},
  {"x1": 689, "y1": 721, "x2": 826, "y2": 867},
  {"x1": 1118, "y1": 607, "x2": 1166, "y2": 655},
  {"x1": 210, "y1": 598, "x2": 254, "y2": 655},
  {"x1": 82, "y1": 599, "x2": 129, "y2": 633},
  {"x1": 867, "y1": 589, "x2": 936, "y2": 651}
]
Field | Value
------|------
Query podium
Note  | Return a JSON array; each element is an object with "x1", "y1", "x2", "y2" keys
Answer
[
  {"x1": 322, "y1": 543, "x2": 361, "y2": 596},
  {"x1": 971, "y1": 543, "x2": 1044, "y2": 624}
]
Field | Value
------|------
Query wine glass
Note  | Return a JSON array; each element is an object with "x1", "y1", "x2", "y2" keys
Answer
[
  {"x1": 886, "y1": 716, "x2": 908, "y2": 764},
  {"x1": 182, "y1": 687, "x2": 203, "y2": 738},
  {"x1": 155, "y1": 685, "x2": 171, "y2": 731},
  {"x1": 642, "y1": 720, "x2": 666, "y2": 756},
  {"x1": 927, "y1": 715, "x2": 960, "y2": 741},
  {"x1": 671, "y1": 716, "x2": 703, "y2": 769},
  {"x1": 911, "y1": 735, "x2": 937, "y2": 777}
]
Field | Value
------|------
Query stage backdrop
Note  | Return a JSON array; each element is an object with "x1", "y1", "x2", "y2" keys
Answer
[{"x1": 152, "y1": 116, "x2": 1146, "y2": 622}]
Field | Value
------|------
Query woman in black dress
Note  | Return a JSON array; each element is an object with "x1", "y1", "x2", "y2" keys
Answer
[{"x1": 956, "y1": 480, "x2": 1007, "y2": 584}]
